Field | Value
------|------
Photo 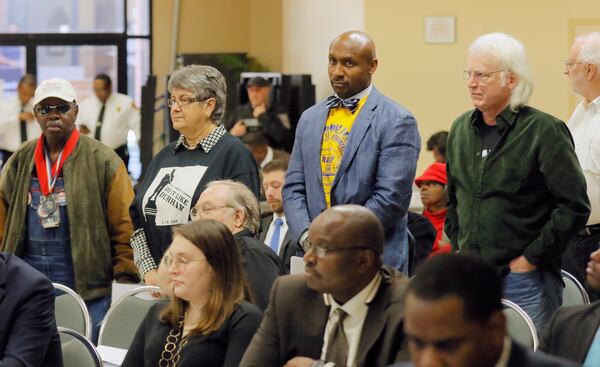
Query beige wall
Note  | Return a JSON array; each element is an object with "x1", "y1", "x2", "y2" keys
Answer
[
  {"x1": 282, "y1": 0, "x2": 365, "y2": 101},
  {"x1": 250, "y1": 0, "x2": 283, "y2": 71},
  {"x1": 153, "y1": 0, "x2": 282, "y2": 82},
  {"x1": 152, "y1": 0, "x2": 282, "y2": 149},
  {"x1": 178, "y1": 1, "x2": 250, "y2": 53},
  {"x1": 365, "y1": 0, "x2": 600, "y2": 173}
]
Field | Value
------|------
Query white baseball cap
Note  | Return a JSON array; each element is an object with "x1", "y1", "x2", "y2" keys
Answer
[{"x1": 33, "y1": 78, "x2": 78, "y2": 106}]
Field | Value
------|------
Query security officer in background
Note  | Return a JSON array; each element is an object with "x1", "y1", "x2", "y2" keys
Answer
[
  {"x1": 77, "y1": 74, "x2": 140, "y2": 169},
  {"x1": 0, "y1": 74, "x2": 41, "y2": 167}
]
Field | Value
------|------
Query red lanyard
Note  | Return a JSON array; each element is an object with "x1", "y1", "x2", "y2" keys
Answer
[{"x1": 33, "y1": 129, "x2": 80, "y2": 196}]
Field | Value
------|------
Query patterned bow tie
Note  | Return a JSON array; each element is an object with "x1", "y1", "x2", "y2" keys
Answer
[{"x1": 326, "y1": 95, "x2": 360, "y2": 114}]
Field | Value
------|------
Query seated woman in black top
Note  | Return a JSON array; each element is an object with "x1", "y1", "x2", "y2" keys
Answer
[{"x1": 122, "y1": 220, "x2": 262, "y2": 367}]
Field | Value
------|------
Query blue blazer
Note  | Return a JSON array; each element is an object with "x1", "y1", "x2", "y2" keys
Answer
[
  {"x1": 283, "y1": 87, "x2": 420, "y2": 271},
  {"x1": 0, "y1": 253, "x2": 63, "y2": 367}
]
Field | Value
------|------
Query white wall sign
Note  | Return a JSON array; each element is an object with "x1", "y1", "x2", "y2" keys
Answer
[{"x1": 424, "y1": 16, "x2": 456, "y2": 44}]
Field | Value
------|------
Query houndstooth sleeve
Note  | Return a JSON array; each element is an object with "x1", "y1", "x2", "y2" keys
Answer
[{"x1": 130, "y1": 228, "x2": 157, "y2": 278}]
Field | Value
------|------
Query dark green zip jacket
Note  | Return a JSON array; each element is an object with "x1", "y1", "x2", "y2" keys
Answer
[
  {"x1": 0, "y1": 136, "x2": 138, "y2": 300},
  {"x1": 445, "y1": 106, "x2": 590, "y2": 276}
]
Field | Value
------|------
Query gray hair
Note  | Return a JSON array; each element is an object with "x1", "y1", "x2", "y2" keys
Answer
[
  {"x1": 575, "y1": 32, "x2": 600, "y2": 66},
  {"x1": 468, "y1": 32, "x2": 534, "y2": 111},
  {"x1": 167, "y1": 65, "x2": 227, "y2": 123},
  {"x1": 206, "y1": 180, "x2": 260, "y2": 233}
]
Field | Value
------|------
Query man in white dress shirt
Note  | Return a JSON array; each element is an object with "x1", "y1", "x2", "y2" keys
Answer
[
  {"x1": 562, "y1": 32, "x2": 600, "y2": 301},
  {"x1": 258, "y1": 159, "x2": 295, "y2": 272},
  {"x1": 0, "y1": 74, "x2": 40, "y2": 167},
  {"x1": 77, "y1": 74, "x2": 140, "y2": 169}
]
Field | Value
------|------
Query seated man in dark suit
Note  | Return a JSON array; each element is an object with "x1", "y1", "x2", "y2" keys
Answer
[
  {"x1": 259, "y1": 159, "x2": 297, "y2": 273},
  {"x1": 540, "y1": 246, "x2": 600, "y2": 365},
  {"x1": 0, "y1": 252, "x2": 62, "y2": 366},
  {"x1": 397, "y1": 254, "x2": 577, "y2": 367},
  {"x1": 241, "y1": 204, "x2": 410, "y2": 367},
  {"x1": 192, "y1": 179, "x2": 283, "y2": 311}
]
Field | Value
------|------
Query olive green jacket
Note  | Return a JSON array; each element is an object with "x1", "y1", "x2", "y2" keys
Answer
[
  {"x1": 445, "y1": 106, "x2": 590, "y2": 275},
  {"x1": 0, "y1": 135, "x2": 138, "y2": 300}
]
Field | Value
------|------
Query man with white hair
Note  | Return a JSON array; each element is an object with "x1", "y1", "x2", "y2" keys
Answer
[
  {"x1": 191, "y1": 179, "x2": 283, "y2": 310},
  {"x1": 445, "y1": 32, "x2": 590, "y2": 331},
  {"x1": 562, "y1": 32, "x2": 600, "y2": 302}
]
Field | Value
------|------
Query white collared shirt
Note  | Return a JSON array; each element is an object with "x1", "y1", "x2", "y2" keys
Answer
[
  {"x1": 260, "y1": 146, "x2": 274, "y2": 169},
  {"x1": 77, "y1": 92, "x2": 140, "y2": 149},
  {"x1": 320, "y1": 271, "x2": 382, "y2": 367},
  {"x1": 567, "y1": 96, "x2": 600, "y2": 225},
  {"x1": 0, "y1": 96, "x2": 40, "y2": 152},
  {"x1": 263, "y1": 213, "x2": 288, "y2": 255}
]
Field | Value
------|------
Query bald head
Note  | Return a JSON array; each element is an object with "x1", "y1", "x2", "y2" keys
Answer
[
  {"x1": 311, "y1": 205, "x2": 384, "y2": 257},
  {"x1": 328, "y1": 31, "x2": 378, "y2": 99},
  {"x1": 330, "y1": 31, "x2": 377, "y2": 62}
]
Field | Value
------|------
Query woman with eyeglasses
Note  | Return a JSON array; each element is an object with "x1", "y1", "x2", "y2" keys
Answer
[
  {"x1": 129, "y1": 65, "x2": 260, "y2": 287},
  {"x1": 122, "y1": 220, "x2": 262, "y2": 367}
]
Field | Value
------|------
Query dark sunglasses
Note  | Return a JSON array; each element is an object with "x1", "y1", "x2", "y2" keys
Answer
[{"x1": 34, "y1": 103, "x2": 74, "y2": 116}]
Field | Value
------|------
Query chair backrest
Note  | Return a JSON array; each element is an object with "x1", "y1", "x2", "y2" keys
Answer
[
  {"x1": 54, "y1": 283, "x2": 92, "y2": 340},
  {"x1": 98, "y1": 285, "x2": 161, "y2": 349},
  {"x1": 561, "y1": 270, "x2": 590, "y2": 307},
  {"x1": 501, "y1": 299, "x2": 539, "y2": 351},
  {"x1": 59, "y1": 327, "x2": 103, "y2": 367}
]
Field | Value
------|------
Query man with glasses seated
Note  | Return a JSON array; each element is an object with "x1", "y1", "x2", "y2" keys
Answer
[
  {"x1": 445, "y1": 33, "x2": 590, "y2": 332},
  {"x1": 191, "y1": 179, "x2": 283, "y2": 311},
  {"x1": 240, "y1": 204, "x2": 410, "y2": 367},
  {"x1": 0, "y1": 78, "x2": 139, "y2": 343}
]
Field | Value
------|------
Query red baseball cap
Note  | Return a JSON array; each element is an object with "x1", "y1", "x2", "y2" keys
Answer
[{"x1": 415, "y1": 162, "x2": 447, "y2": 187}]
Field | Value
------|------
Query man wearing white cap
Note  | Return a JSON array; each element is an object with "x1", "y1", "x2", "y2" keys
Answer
[{"x1": 0, "y1": 78, "x2": 139, "y2": 342}]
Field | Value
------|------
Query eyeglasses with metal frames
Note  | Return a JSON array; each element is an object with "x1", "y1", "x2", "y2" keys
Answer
[
  {"x1": 462, "y1": 70, "x2": 505, "y2": 82},
  {"x1": 564, "y1": 61, "x2": 583, "y2": 70},
  {"x1": 304, "y1": 240, "x2": 370, "y2": 259},
  {"x1": 167, "y1": 96, "x2": 204, "y2": 108},
  {"x1": 161, "y1": 253, "x2": 207, "y2": 270},
  {"x1": 190, "y1": 204, "x2": 233, "y2": 219}
]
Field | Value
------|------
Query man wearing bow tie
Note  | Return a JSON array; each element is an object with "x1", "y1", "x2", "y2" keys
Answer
[{"x1": 283, "y1": 30, "x2": 421, "y2": 273}]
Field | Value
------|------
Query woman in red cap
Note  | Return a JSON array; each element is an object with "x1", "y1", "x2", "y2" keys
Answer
[{"x1": 414, "y1": 162, "x2": 451, "y2": 256}]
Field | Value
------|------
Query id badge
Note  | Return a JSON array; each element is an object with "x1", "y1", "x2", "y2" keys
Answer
[{"x1": 41, "y1": 208, "x2": 60, "y2": 228}]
